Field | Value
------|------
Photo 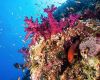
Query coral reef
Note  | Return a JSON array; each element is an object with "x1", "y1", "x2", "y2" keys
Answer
[{"x1": 15, "y1": 1, "x2": 100, "y2": 80}]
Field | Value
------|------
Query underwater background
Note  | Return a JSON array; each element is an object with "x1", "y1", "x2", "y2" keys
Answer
[{"x1": 0, "y1": 0, "x2": 99, "y2": 80}]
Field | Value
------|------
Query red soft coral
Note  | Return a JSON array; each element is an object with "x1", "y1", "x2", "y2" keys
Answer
[
  {"x1": 24, "y1": 5, "x2": 82, "y2": 46},
  {"x1": 44, "y1": 5, "x2": 60, "y2": 35}
]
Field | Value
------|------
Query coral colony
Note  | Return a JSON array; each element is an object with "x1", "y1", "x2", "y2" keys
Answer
[{"x1": 15, "y1": 3, "x2": 100, "y2": 80}]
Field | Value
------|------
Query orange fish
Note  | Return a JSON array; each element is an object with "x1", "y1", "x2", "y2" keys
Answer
[
  {"x1": 68, "y1": 46, "x2": 75, "y2": 63},
  {"x1": 68, "y1": 40, "x2": 79, "y2": 63}
]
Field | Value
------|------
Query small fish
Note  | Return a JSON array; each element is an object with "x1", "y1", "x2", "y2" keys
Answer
[
  {"x1": 18, "y1": 47, "x2": 29, "y2": 55},
  {"x1": 14, "y1": 63, "x2": 21, "y2": 69},
  {"x1": 34, "y1": 3, "x2": 38, "y2": 5},
  {"x1": 22, "y1": 69, "x2": 25, "y2": 72},
  {"x1": 14, "y1": 63, "x2": 28, "y2": 70},
  {"x1": 18, "y1": 77, "x2": 20, "y2": 80},
  {"x1": 69, "y1": 7, "x2": 74, "y2": 11},
  {"x1": 91, "y1": 3, "x2": 94, "y2": 6},
  {"x1": 66, "y1": 7, "x2": 69, "y2": 11},
  {"x1": 75, "y1": 0, "x2": 81, "y2": 4},
  {"x1": 66, "y1": 7, "x2": 75, "y2": 13},
  {"x1": 58, "y1": 2, "x2": 62, "y2": 4}
]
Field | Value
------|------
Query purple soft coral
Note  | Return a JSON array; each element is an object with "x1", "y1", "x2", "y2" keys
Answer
[
  {"x1": 68, "y1": 14, "x2": 80, "y2": 27},
  {"x1": 59, "y1": 18, "x2": 68, "y2": 30}
]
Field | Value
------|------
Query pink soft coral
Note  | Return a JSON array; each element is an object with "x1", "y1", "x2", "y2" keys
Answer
[{"x1": 24, "y1": 17, "x2": 40, "y2": 45}]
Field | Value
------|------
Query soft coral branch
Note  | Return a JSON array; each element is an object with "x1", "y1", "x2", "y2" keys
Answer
[
  {"x1": 44, "y1": 5, "x2": 60, "y2": 35},
  {"x1": 24, "y1": 17, "x2": 40, "y2": 45},
  {"x1": 40, "y1": 17, "x2": 51, "y2": 40}
]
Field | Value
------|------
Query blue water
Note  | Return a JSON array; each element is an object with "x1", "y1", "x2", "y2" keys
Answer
[{"x1": 0, "y1": 0, "x2": 66, "y2": 80}]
